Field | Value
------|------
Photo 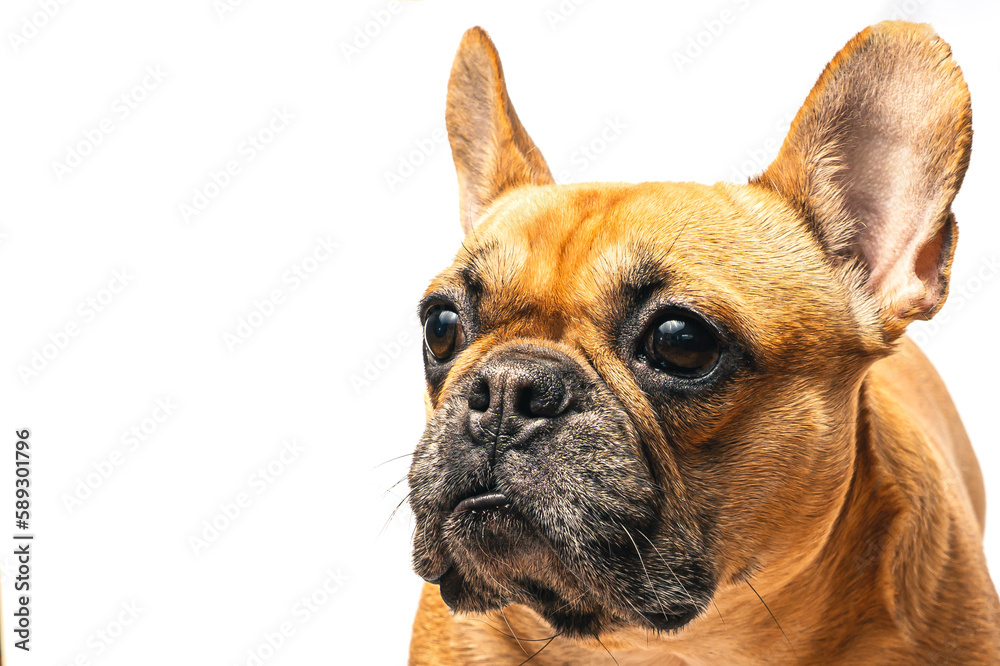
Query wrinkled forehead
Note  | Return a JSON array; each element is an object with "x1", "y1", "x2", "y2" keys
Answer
[{"x1": 428, "y1": 181, "x2": 841, "y2": 348}]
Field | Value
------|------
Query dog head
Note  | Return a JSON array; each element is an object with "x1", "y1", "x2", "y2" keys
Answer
[{"x1": 408, "y1": 22, "x2": 971, "y2": 638}]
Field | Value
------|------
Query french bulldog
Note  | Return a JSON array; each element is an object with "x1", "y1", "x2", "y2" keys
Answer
[{"x1": 406, "y1": 21, "x2": 1000, "y2": 664}]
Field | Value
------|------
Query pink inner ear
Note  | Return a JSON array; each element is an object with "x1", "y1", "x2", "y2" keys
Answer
[
  {"x1": 844, "y1": 134, "x2": 941, "y2": 314},
  {"x1": 914, "y1": 226, "x2": 947, "y2": 285},
  {"x1": 757, "y1": 23, "x2": 971, "y2": 328}
]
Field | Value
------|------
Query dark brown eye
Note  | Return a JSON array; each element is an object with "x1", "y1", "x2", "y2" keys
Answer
[
  {"x1": 643, "y1": 314, "x2": 719, "y2": 377},
  {"x1": 424, "y1": 307, "x2": 463, "y2": 361}
]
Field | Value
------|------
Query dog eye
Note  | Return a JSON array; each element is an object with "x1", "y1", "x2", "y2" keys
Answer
[
  {"x1": 424, "y1": 306, "x2": 464, "y2": 361},
  {"x1": 643, "y1": 314, "x2": 719, "y2": 377}
]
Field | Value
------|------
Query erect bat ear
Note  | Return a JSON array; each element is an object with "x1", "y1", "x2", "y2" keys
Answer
[
  {"x1": 754, "y1": 21, "x2": 972, "y2": 341},
  {"x1": 446, "y1": 27, "x2": 554, "y2": 235}
]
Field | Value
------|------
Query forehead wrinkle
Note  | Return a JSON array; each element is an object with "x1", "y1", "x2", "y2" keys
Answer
[
  {"x1": 456, "y1": 237, "x2": 561, "y2": 337},
  {"x1": 526, "y1": 198, "x2": 628, "y2": 318},
  {"x1": 465, "y1": 237, "x2": 528, "y2": 295},
  {"x1": 583, "y1": 242, "x2": 672, "y2": 311},
  {"x1": 466, "y1": 206, "x2": 602, "y2": 333}
]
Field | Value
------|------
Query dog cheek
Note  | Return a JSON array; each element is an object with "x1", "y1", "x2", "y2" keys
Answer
[
  {"x1": 504, "y1": 412, "x2": 656, "y2": 549},
  {"x1": 409, "y1": 400, "x2": 470, "y2": 500},
  {"x1": 412, "y1": 518, "x2": 451, "y2": 581}
]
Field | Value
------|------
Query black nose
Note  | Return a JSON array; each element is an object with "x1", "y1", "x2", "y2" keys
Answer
[{"x1": 467, "y1": 355, "x2": 571, "y2": 450}]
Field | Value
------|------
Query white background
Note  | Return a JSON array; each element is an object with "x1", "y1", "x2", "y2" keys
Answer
[{"x1": 0, "y1": 0, "x2": 997, "y2": 664}]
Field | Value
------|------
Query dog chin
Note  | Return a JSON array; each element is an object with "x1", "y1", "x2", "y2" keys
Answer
[
  {"x1": 436, "y1": 563, "x2": 702, "y2": 638},
  {"x1": 424, "y1": 508, "x2": 704, "y2": 638}
]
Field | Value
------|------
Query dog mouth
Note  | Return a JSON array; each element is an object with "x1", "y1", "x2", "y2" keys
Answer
[
  {"x1": 416, "y1": 487, "x2": 708, "y2": 637},
  {"x1": 412, "y1": 473, "x2": 714, "y2": 636},
  {"x1": 446, "y1": 486, "x2": 529, "y2": 549},
  {"x1": 452, "y1": 489, "x2": 511, "y2": 513},
  {"x1": 640, "y1": 608, "x2": 703, "y2": 632},
  {"x1": 419, "y1": 485, "x2": 544, "y2": 584}
]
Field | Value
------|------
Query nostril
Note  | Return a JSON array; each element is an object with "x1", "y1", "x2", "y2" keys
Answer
[
  {"x1": 468, "y1": 375, "x2": 490, "y2": 412},
  {"x1": 514, "y1": 374, "x2": 566, "y2": 418},
  {"x1": 470, "y1": 357, "x2": 572, "y2": 428},
  {"x1": 515, "y1": 385, "x2": 534, "y2": 417}
]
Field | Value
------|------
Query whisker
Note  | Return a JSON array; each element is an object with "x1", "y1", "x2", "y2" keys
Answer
[
  {"x1": 632, "y1": 526, "x2": 723, "y2": 624},
  {"x1": 467, "y1": 617, "x2": 561, "y2": 642},
  {"x1": 596, "y1": 635, "x2": 621, "y2": 666},
  {"x1": 472, "y1": 533, "x2": 515, "y2": 598},
  {"x1": 633, "y1": 527, "x2": 697, "y2": 608},
  {"x1": 665, "y1": 216, "x2": 693, "y2": 257},
  {"x1": 619, "y1": 522, "x2": 669, "y2": 620},
  {"x1": 746, "y1": 580, "x2": 796, "y2": 658},
  {"x1": 711, "y1": 600, "x2": 726, "y2": 626},
  {"x1": 558, "y1": 541, "x2": 653, "y2": 628},
  {"x1": 378, "y1": 490, "x2": 412, "y2": 537},
  {"x1": 550, "y1": 588, "x2": 590, "y2": 615},
  {"x1": 516, "y1": 631, "x2": 561, "y2": 665},
  {"x1": 500, "y1": 607, "x2": 528, "y2": 657},
  {"x1": 372, "y1": 452, "x2": 413, "y2": 469},
  {"x1": 380, "y1": 473, "x2": 409, "y2": 498},
  {"x1": 578, "y1": 538, "x2": 658, "y2": 630}
]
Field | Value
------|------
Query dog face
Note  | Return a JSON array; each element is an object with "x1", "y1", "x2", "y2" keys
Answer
[{"x1": 408, "y1": 23, "x2": 970, "y2": 638}]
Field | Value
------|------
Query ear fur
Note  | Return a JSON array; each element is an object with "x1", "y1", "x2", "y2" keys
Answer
[
  {"x1": 754, "y1": 21, "x2": 972, "y2": 339},
  {"x1": 446, "y1": 27, "x2": 554, "y2": 234}
]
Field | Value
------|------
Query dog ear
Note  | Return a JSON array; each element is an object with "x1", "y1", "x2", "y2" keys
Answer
[
  {"x1": 754, "y1": 21, "x2": 972, "y2": 339},
  {"x1": 446, "y1": 27, "x2": 554, "y2": 234}
]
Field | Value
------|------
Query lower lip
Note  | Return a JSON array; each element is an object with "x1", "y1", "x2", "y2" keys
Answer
[
  {"x1": 453, "y1": 491, "x2": 511, "y2": 513},
  {"x1": 643, "y1": 608, "x2": 700, "y2": 631}
]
